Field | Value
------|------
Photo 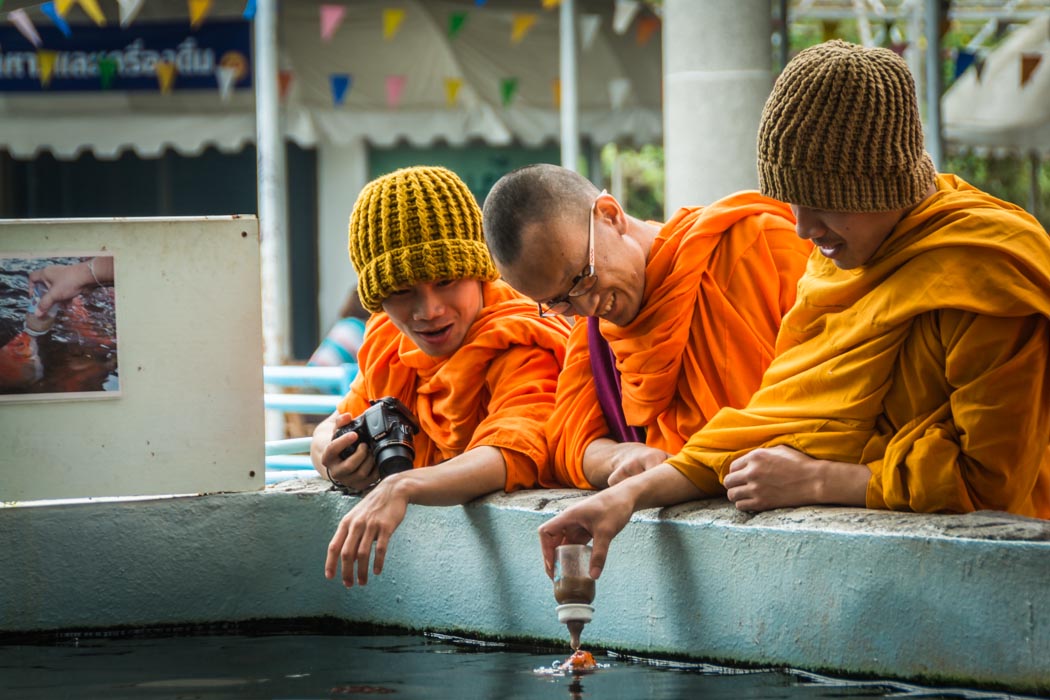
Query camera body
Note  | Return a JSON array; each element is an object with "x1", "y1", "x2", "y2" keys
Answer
[{"x1": 334, "y1": 396, "x2": 420, "y2": 478}]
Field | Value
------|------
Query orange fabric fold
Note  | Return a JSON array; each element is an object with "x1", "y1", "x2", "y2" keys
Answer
[
  {"x1": 338, "y1": 280, "x2": 570, "y2": 492},
  {"x1": 669, "y1": 175, "x2": 1050, "y2": 517},
  {"x1": 547, "y1": 191, "x2": 812, "y2": 488}
]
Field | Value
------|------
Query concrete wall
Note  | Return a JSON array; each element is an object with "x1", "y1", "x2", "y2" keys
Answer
[{"x1": 2, "y1": 480, "x2": 1049, "y2": 694}]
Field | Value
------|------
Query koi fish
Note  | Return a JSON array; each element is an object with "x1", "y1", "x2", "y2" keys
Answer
[
  {"x1": 560, "y1": 649, "x2": 597, "y2": 671},
  {"x1": 0, "y1": 331, "x2": 44, "y2": 390}
]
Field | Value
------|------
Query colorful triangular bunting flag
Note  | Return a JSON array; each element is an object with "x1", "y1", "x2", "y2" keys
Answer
[
  {"x1": 386, "y1": 74, "x2": 406, "y2": 108},
  {"x1": 445, "y1": 77, "x2": 462, "y2": 107},
  {"x1": 635, "y1": 15, "x2": 658, "y2": 46},
  {"x1": 37, "y1": 50, "x2": 57, "y2": 87},
  {"x1": 330, "y1": 73, "x2": 352, "y2": 106},
  {"x1": 117, "y1": 0, "x2": 143, "y2": 27},
  {"x1": 954, "y1": 49, "x2": 977, "y2": 81},
  {"x1": 8, "y1": 10, "x2": 43, "y2": 47},
  {"x1": 612, "y1": 0, "x2": 640, "y2": 35},
  {"x1": 511, "y1": 13, "x2": 536, "y2": 44},
  {"x1": 500, "y1": 77, "x2": 518, "y2": 107},
  {"x1": 320, "y1": 4, "x2": 345, "y2": 42},
  {"x1": 216, "y1": 65, "x2": 238, "y2": 101},
  {"x1": 449, "y1": 10, "x2": 468, "y2": 39},
  {"x1": 383, "y1": 8, "x2": 405, "y2": 40},
  {"x1": 243, "y1": 0, "x2": 256, "y2": 20},
  {"x1": 41, "y1": 2, "x2": 73, "y2": 37},
  {"x1": 188, "y1": 0, "x2": 212, "y2": 29},
  {"x1": 278, "y1": 69, "x2": 294, "y2": 100},
  {"x1": 156, "y1": 60, "x2": 176, "y2": 93},
  {"x1": 1021, "y1": 52, "x2": 1042, "y2": 87},
  {"x1": 609, "y1": 77, "x2": 630, "y2": 110},
  {"x1": 98, "y1": 56, "x2": 117, "y2": 88}
]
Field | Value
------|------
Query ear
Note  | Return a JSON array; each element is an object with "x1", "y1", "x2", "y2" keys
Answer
[{"x1": 593, "y1": 192, "x2": 627, "y2": 235}]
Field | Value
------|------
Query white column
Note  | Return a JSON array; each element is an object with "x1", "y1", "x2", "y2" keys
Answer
[
  {"x1": 317, "y1": 139, "x2": 369, "y2": 334},
  {"x1": 559, "y1": 0, "x2": 580, "y2": 172},
  {"x1": 663, "y1": 0, "x2": 772, "y2": 215},
  {"x1": 254, "y1": 0, "x2": 290, "y2": 364}
]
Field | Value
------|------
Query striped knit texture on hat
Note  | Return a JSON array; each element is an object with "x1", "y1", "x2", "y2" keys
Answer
[
  {"x1": 757, "y1": 39, "x2": 937, "y2": 212},
  {"x1": 348, "y1": 166, "x2": 498, "y2": 312}
]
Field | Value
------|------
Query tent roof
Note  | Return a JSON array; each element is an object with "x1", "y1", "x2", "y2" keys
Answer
[
  {"x1": 942, "y1": 13, "x2": 1050, "y2": 156},
  {"x1": 0, "y1": 0, "x2": 663, "y2": 159}
]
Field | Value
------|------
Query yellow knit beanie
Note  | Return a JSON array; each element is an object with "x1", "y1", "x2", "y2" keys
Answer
[
  {"x1": 757, "y1": 40, "x2": 937, "y2": 212},
  {"x1": 348, "y1": 166, "x2": 499, "y2": 312}
]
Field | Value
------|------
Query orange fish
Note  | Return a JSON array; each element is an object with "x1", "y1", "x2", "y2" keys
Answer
[
  {"x1": 0, "y1": 331, "x2": 44, "y2": 390},
  {"x1": 560, "y1": 649, "x2": 597, "y2": 671}
]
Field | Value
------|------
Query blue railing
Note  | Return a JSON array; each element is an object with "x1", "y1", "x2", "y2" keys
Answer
[{"x1": 263, "y1": 363, "x2": 357, "y2": 484}]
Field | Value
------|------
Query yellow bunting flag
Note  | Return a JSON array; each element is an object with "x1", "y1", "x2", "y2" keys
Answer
[
  {"x1": 511, "y1": 13, "x2": 536, "y2": 44},
  {"x1": 551, "y1": 78, "x2": 561, "y2": 108},
  {"x1": 156, "y1": 60, "x2": 177, "y2": 94},
  {"x1": 542, "y1": 0, "x2": 561, "y2": 8},
  {"x1": 445, "y1": 77, "x2": 462, "y2": 107},
  {"x1": 55, "y1": 0, "x2": 75, "y2": 16},
  {"x1": 1021, "y1": 52, "x2": 1042, "y2": 87},
  {"x1": 188, "y1": 0, "x2": 213, "y2": 29},
  {"x1": 77, "y1": 0, "x2": 107, "y2": 26},
  {"x1": 37, "y1": 50, "x2": 58, "y2": 88},
  {"x1": 383, "y1": 8, "x2": 405, "y2": 40}
]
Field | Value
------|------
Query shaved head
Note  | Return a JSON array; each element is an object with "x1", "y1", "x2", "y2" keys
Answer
[{"x1": 482, "y1": 164, "x2": 601, "y2": 266}]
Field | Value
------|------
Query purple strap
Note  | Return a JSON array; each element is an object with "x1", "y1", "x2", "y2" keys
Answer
[{"x1": 587, "y1": 316, "x2": 645, "y2": 443}]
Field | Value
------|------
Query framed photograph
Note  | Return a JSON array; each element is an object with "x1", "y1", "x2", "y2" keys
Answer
[{"x1": 0, "y1": 253, "x2": 119, "y2": 402}]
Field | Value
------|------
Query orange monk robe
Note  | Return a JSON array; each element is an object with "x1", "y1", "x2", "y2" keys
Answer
[
  {"x1": 669, "y1": 175, "x2": 1050, "y2": 517},
  {"x1": 547, "y1": 192, "x2": 812, "y2": 488},
  {"x1": 337, "y1": 280, "x2": 570, "y2": 492}
]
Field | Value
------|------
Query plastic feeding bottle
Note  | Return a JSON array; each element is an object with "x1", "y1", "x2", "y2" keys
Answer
[{"x1": 553, "y1": 544, "x2": 596, "y2": 651}]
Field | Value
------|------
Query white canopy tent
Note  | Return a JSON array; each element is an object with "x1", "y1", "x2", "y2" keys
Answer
[
  {"x1": 942, "y1": 13, "x2": 1050, "y2": 156},
  {"x1": 0, "y1": 0, "x2": 662, "y2": 158}
]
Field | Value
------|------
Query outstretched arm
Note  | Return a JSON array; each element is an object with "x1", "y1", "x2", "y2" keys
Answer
[
  {"x1": 325, "y1": 445, "x2": 506, "y2": 587},
  {"x1": 538, "y1": 463, "x2": 703, "y2": 581}
]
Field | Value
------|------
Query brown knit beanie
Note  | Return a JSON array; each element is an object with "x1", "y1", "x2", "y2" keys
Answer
[
  {"x1": 757, "y1": 40, "x2": 936, "y2": 212},
  {"x1": 348, "y1": 166, "x2": 498, "y2": 312}
]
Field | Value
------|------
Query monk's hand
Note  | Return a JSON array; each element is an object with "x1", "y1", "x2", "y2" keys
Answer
[
  {"x1": 724, "y1": 445, "x2": 826, "y2": 511},
  {"x1": 324, "y1": 476, "x2": 409, "y2": 587},
  {"x1": 322, "y1": 412, "x2": 379, "y2": 490},
  {"x1": 606, "y1": 443, "x2": 671, "y2": 487},
  {"x1": 538, "y1": 487, "x2": 634, "y2": 582}
]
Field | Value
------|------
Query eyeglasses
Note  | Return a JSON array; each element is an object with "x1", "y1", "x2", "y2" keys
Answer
[{"x1": 538, "y1": 189, "x2": 606, "y2": 318}]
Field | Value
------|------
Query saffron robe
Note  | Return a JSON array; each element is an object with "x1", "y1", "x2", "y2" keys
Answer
[
  {"x1": 668, "y1": 175, "x2": 1050, "y2": 518},
  {"x1": 338, "y1": 280, "x2": 570, "y2": 492},
  {"x1": 547, "y1": 192, "x2": 812, "y2": 488}
]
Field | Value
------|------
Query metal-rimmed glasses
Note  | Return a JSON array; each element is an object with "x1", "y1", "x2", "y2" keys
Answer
[{"x1": 537, "y1": 189, "x2": 606, "y2": 318}]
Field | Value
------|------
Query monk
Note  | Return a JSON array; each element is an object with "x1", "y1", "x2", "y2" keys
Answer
[
  {"x1": 537, "y1": 40, "x2": 1050, "y2": 582},
  {"x1": 482, "y1": 164, "x2": 811, "y2": 489},
  {"x1": 313, "y1": 166, "x2": 570, "y2": 587}
]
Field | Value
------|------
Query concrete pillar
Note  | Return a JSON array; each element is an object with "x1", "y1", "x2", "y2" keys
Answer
[
  {"x1": 317, "y1": 139, "x2": 368, "y2": 333},
  {"x1": 663, "y1": 0, "x2": 772, "y2": 215}
]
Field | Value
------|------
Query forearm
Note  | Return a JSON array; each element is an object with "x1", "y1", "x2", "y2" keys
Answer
[
  {"x1": 386, "y1": 445, "x2": 506, "y2": 507},
  {"x1": 581, "y1": 438, "x2": 622, "y2": 489},
  {"x1": 612, "y1": 462, "x2": 706, "y2": 512}
]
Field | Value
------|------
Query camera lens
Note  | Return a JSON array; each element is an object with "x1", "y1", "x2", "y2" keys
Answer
[{"x1": 375, "y1": 445, "x2": 414, "y2": 478}]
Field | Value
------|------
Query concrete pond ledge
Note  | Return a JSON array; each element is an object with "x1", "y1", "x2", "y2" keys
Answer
[{"x1": 2, "y1": 477, "x2": 1048, "y2": 694}]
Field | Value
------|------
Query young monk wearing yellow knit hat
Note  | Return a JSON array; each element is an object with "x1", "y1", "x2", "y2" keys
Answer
[
  {"x1": 537, "y1": 40, "x2": 1050, "y2": 582},
  {"x1": 311, "y1": 166, "x2": 570, "y2": 588}
]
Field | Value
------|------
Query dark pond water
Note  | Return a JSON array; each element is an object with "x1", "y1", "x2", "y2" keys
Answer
[{"x1": 0, "y1": 632, "x2": 1029, "y2": 700}]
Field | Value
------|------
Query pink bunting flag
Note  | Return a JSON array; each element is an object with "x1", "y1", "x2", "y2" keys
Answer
[
  {"x1": 386, "y1": 74, "x2": 406, "y2": 108},
  {"x1": 320, "y1": 4, "x2": 346, "y2": 42},
  {"x1": 8, "y1": 9, "x2": 43, "y2": 48}
]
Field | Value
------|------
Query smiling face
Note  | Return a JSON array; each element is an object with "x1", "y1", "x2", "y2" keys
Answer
[
  {"x1": 791, "y1": 205, "x2": 909, "y2": 270},
  {"x1": 495, "y1": 193, "x2": 648, "y2": 326},
  {"x1": 380, "y1": 279, "x2": 484, "y2": 356}
]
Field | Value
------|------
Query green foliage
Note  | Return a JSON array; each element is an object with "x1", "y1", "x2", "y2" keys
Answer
[
  {"x1": 946, "y1": 152, "x2": 1050, "y2": 229},
  {"x1": 599, "y1": 143, "x2": 665, "y2": 222}
]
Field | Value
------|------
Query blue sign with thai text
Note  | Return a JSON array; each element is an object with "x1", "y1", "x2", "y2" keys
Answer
[{"x1": 0, "y1": 21, "x2": 252, "y2": 93}]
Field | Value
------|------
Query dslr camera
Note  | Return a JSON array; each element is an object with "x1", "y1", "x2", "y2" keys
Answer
[{"x1": 334, "y1": 396, "x2": 420, "y2": 478}]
